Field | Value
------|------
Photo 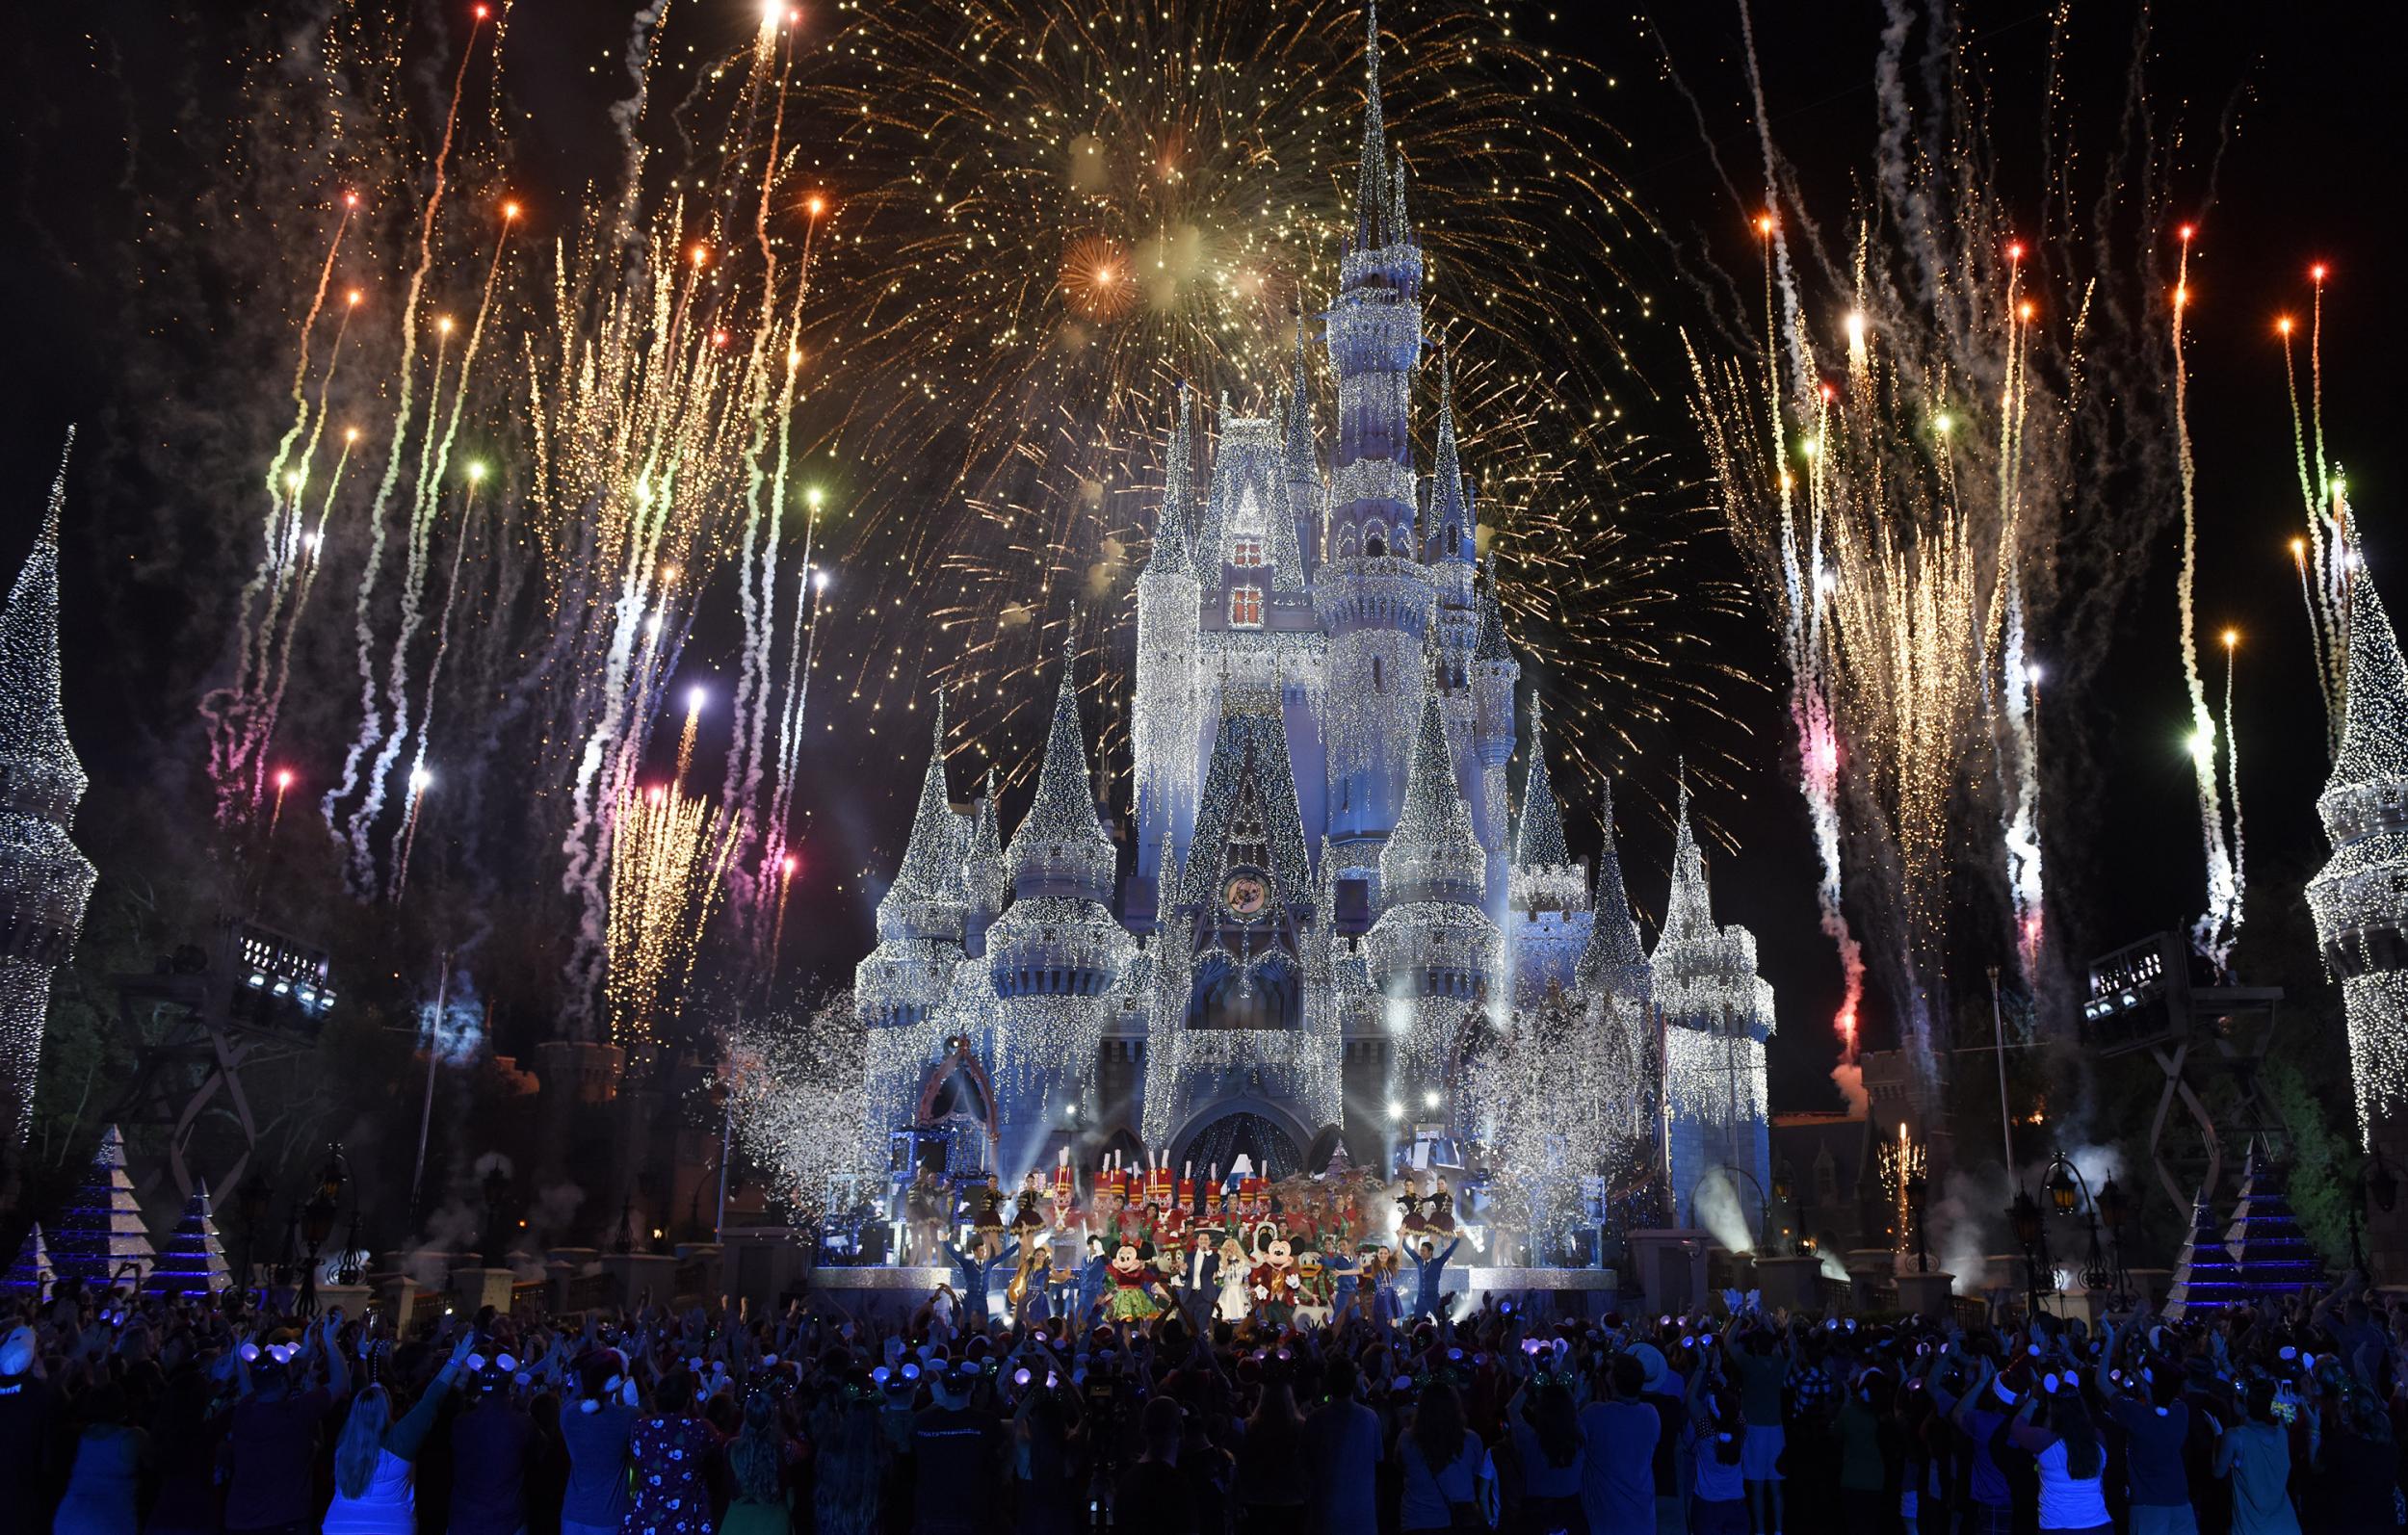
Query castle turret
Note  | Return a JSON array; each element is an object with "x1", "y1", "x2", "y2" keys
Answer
[
  {"x1": 1316, "y1": 4, "x2": 1432, "y2": 877},
  {"x1": 2309, "y1": 562, "x2": 2408, "y2": 1142},
  {"x1": 1651, "y1": 778, "x2": 1775, "y2": 1240},
  {"x1": 1371, "y1": 694, "x2": 1500, "y2": 1096},
  {"x1": 853, "y1": 697, "x2": 969, "y2": 1030},
  {"x1": 1284, "y1": 327, "x2": 1322, "y2": 585},
  {"x1": 0, "y1": 438, "x2": 95, "y2": 1152},
  {"x1": 963, "y1": 768, "x2": 1007, "y2": 959},
  {"x1": 1134, "y1": 386, "x2": 1203, "y2": 906},
  {"x1": 1470, "y1": 563, "x2": 1519, "y2": 913},
  {"x1": 986, "y1": 637, "x2": 1131, "y2": 1155},
  {"x1": 1507, "y1": 697, "x2": 1589, "y2": 1002}
]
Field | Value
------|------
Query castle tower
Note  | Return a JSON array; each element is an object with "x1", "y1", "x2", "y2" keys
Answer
[
  {"x1": 0, "y1": 440, "x2": 95, "y2": 1157},
  {"x1": 854, "y1": 697, "x2": 970, "y2": 1031},
  {"x1": 985, "y1": 637, "x2": 1131, "y2": 1167},
  {"x1": 1507, "y1": 698, "x2": 1590, "y2": 1003},
  {"x1": 2308, "y1": 565, "x2": 2408, "y2": 1141},
  {"x1": 1469, "y1": 564, "x2": 1519, "y2": 915},
  {"x1": 1282, "y1": 329, "x2": 1323, "y2": 587},
  {"x1": 1575, "y1": 776, "x2": 1658, "y2": 1181},
  {"x1": 1133, "y1": 386, "x2": 1203, "y2": 909},
  {"x1": 1651, "y1": 780, "x2": 1775, "y2": 1241},
  {"x1": 962, "y1": 768, "x2": 1007, "y2": 959},
  {"x1": 1317, "y1": 3, "x2": 1434, "y2": 878},
  {"x1": 1370, "y1": 694, "x2": 1500, "y2": 1104}
]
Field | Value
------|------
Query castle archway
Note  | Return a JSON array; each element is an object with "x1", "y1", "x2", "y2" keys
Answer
[{"x1": 1169, "y1": 1096, "x2": 1319, "y2": 1184}]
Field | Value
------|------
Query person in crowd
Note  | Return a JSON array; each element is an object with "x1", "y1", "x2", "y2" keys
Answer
[
  {"x1": 1303, "y1": 1355, "x2": 1383, "y2": 1535},
  {"x1": 51, "y1": 1377, "x2": 149, "y2": 1535},
  {"x1": 1578, "y1": 1352, "x2": 1659, "y2": 1535},
  {"x1": 321, "y1": 1331, "x2": 476, "y2": 1534},
  {"x1": 1397, "y1": 1380, "x2": 1498, "y2": 1533},
  {"x1": 626, "y1": 1367, "x2": 720, "y2": 1535}
]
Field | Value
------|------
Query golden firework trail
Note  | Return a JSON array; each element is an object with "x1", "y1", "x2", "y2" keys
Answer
[{"x1": 605, "y1": 783, "x2": 741, "y2": 1051}]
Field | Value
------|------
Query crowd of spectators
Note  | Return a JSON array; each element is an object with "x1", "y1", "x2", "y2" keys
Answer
[{"x1": 4, "y1": 1263, "x2": 2406, "y2": 1534}]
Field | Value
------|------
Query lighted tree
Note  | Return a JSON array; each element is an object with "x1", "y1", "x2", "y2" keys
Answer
[
  {"x1": 50, "y1": 1123, "x2": 155, "y2": 1288},
  {"x1": 3, "y1": 1220, "x2": 55, "y2": 1296},
  {"x1": 145, "y1": 1178, "x2": 231, "y2": 1298}
]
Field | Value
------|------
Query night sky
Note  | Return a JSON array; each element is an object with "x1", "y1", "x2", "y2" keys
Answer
[{"x1": 2, "y1": 0, "x2": 2402, "y2": 1116}]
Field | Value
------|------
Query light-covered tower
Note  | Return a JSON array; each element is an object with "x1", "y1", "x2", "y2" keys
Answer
[
  {"x1": 963, "y1": 768, "x2": 1007, "y2": 959},
  {"x1": 986, "y1": 637, "x2": 1131, "y2": 1163},
  {"x1": 1651, "y1": 780, "x2": 1775, "y2": 1241},
  {"x1": 1371, "y1": 694, "x2": 1500, "y2": 1101},
  {"x1": 0, "y1": 442, "x2": 95, "y2": 1154},
  {"x1": 1470, "y1": 565, "x2": 1519, "y2": 915},
  {"x1": 1317, "y1": 2, "x2": 1432, "y2": 879},
  {"x1": 1134, "y1": 385, "x2": 1203, "y2": 909},
  {"x1": 1575, "y1": 776, "x2": 1657, "y2": 1173},
  {"x1": 1506, "y1": 698, "x2": 1589, "y2": 1003},
  {"x1": 2309, "y1": 567, "x2": 2408, "y2": 1141},
  {"x1": 853, "y1": 697, "x2": 969, "y2": 1031},
  {"x1": 1283, "y1": 329, "x2": 1322, "y2": 587}
]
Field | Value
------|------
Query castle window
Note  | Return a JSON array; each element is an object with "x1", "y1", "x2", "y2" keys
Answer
[
  {"x1": 1446, "y1": 523, "x2": 1461, "y2": 558},
  {"x1": 1372, "y1": 656, "x2": 1384, "y2": 691},
  {"x1": 1231, "y1": 535, "x2": 1266, "y2": 568},
  {"x1": 1365, "y1": 522, "x2": 1387, "y2": 558},
  {"x1": 1229, "y1": 585, "x2": 1264, "y2": 628}
]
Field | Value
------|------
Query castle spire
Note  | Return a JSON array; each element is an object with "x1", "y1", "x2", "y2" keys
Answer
[
  {"x1": 1660, "y1": 767, "x2": 1716, "y2": 947},
  {"x1": 1584, "y1": 774, "x2": 1647, "y2": 973},
  {"x1": 1146, "y1": 383, "x2": 1195, "y2": 578},
  {"x1": 1511, "y1": 697, "x2": 1571, "y2": 871},
  {"x1": 0, "y1": 429, "x2": 84, "y2": 799},
  {"x1": 1427, "y1": 342, "x2": 1475, "y2": 564},
  {"x1": 1007, "y1": 631, "x2": 1116, "y2": 902},
  {"x1": 1353, "y1": 0, "x2": 1389, "y2": 247},
  {"x1": 0, "y1": 429, "x2": 95, "y2": 1147},
  {"x1": 1474, "y1": 561, "x2": 1510, "y2": 663},
  {"x1": 1379, "y1": 692, "x2": 1485, "y2": 906},
  {"x1": 2326, "y1": 570, "x2": 2408, "y2": 798},
  {"x1": 874, "y1": 691, "x2": 967, "y2": 942}
]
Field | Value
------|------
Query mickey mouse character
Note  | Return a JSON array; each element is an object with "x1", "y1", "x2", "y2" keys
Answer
[{"x1": 1248, "y1": 1231, "x2": 1304, "y2": 1329}]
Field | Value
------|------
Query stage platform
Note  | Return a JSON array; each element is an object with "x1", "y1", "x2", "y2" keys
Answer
[{"x1": 803, "y1": 1262, "x2": 1622, "y2": 1322}]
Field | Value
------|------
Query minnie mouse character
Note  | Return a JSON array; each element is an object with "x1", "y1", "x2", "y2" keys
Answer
[{"x1": 1103, "y1": 1241, "x2": 1168, "y2": 1322}]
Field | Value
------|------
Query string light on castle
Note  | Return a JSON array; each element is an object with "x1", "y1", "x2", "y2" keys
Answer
[{"x1": 0, "y1": 432, "x2": 96, "y2": 1147}]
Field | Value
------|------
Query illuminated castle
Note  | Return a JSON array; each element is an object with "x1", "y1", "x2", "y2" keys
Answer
[
  {"x1": 2309, "y1": 560, "x2": 2408, "y2": 1141},
  {"x1": 1651, "y1": 782, "x2": 1775, "y2": 1235},
  {"x1": 853, "y1": 13, "x2": 1765, "y2": 1199},
  {"x1": 0, "y1": 440, "x2": 96, "y2": 1158}
]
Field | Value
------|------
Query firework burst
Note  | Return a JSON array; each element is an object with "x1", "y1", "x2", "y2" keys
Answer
[{"x1": 779, "y1": 0, "x2": 1739, "y2": 797}]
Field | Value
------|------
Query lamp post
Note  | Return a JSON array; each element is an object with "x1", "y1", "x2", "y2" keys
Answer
[
  {"x1": 2008, "y1": 1187, "x2": 2053, "y2": 1316},
  {"x1": 2045, "y1": 1150, "x2": 2110, "y2": 1292},
  {"x1": 2096, "y1": 1176, "x2": 2133, "y2": 1309},
  {"x1": 613, "y1": 1192, "x2": 636, "y2": 1256},
  {"x1": 1905, "y1": 1167, "x2": 1930, "y2": 1275},
  {"x1": 298, "y1": 1143, "x2": 348, "y2": 1317}
]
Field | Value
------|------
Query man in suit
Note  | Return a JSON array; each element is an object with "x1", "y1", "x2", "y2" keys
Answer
[
  {"x1": 1173, "y1": 1229, "x2": 1220, "y2": 1331},
  {"x1": 1409, "y1": 1235, "x2": 1461, "y2": 1321}
]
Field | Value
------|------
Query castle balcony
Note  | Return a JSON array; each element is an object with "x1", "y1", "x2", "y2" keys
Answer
[{"x1": 1314, "y1": 559, "x2": 1433, "y2": 637}]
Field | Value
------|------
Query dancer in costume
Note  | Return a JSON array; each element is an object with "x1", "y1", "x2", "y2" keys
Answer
[
  {"x1": 1103, "y1": 1242, "x2": 1170, "y2": 1322},
  {"x1": 939, "y1": 1233, "x2": 1019, "y2": 1324},
  {"x1": 1409, "y1": 1235, "x2": 1460, "y2": 1321},
  {"x1": 1249, "y1": 1232, "x2": 1303, "y2": 1330},
  {"x1": 1371, "y1": 1247, "x2": 1403, "y2": 1325}
]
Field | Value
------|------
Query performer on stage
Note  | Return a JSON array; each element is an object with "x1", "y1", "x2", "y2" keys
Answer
[
  {"x1": 1076, "y1": 1235, "x2": 1109, "y2": 1322},
  {"x1": 1249, "y1": 1232, "x2": 1304, "y2": 1330},
  {"x1": 1409, "y1": 1235, "x2": 1461, "y2": 1321},
  {"x1": 1216, "y1": 1235, "x2": 1253, "y2": 1323},
  {"x1": 1009, "y1": 1173, "x2": 1048, "y2": 1243},
  {"x1": 1428, "y1": 1177, "x2": 1457, "y2": 1235},
  {"x1": 939, "y1": 1233, "x2": 1019, "y2": 1324},
  {"x1": 1103, "y1": 1241, "x2": 1171, "y2": 1322},
  {"x1": 1370, "y1": 1247, "x2": 1402, "y2": 1325},
  {"x1": 1398, "y1": 1173, "x2": 1428, "y2": 1238},
  {"x1": 1322, "y1": 1243, "x2": 1364, "y2": 1325},
  {"x1": 1173, "y1": 1228, "x2": 1220, "y2": 1330},
  {"x1": 966, "y1": 1172, "x2": 1007, "y2": 1250}
]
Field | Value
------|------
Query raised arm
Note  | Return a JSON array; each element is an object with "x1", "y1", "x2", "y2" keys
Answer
[{"x1": 387, "y1": 1335, "x2": 476, "y2": 1463}]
